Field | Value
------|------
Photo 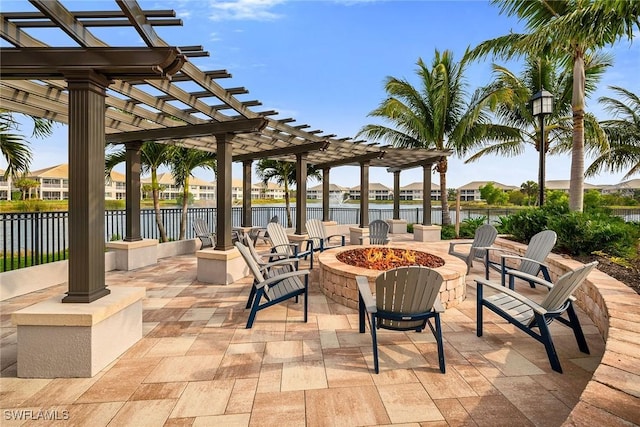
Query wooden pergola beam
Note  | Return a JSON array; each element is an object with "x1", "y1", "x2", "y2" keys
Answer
[
  {"x1": 105, "y1": 118, "x2": 267, "y2": 144},
  {"x1": 314, "y1": 151, "x2": 384, "y2": 169},
  {"x1": 232, "y1": 140, "x2": 329, "y2": 162}
]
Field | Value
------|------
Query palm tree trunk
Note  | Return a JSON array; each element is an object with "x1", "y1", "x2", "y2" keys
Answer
[
  {"x1": 284, "y1": 182, "x2": 293, "y2": 229},
  {"x1": 438, "y1": 157, "x2": 451, "y2": 226},
  {"x1": 179, "y1": 176, "x2": 189, "y2": 240},
  {"x1": 151, "y1": 168, "x2": 168, "y2": 242},
  {"x1": 569, "y1": 52, "x2": 586, "y2": 212}
]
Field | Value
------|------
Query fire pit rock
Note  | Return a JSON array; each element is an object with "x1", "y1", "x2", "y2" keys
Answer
[{"x1": 318, "y1": 241, "x2": 468, "y2": 310}]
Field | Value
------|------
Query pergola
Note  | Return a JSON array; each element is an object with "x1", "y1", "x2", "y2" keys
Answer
[{"x1": 0, "y1": 0, "x2": 451, "y2": 303}]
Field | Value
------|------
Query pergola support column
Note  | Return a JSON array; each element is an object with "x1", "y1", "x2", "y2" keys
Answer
[
  {"x1": 322, "y1": 168, "x2": 330, "y2": 221},
  {"x1": 387, "y1": 168, "x2": 407, "y2": 234},
  {"x1": 106, "y1": 140, "x2": 159, "y2": 271},
  {"x1": 413, "y1": 161, "x2": 441, "y2": 242},
  {"x1": 215, "y1": 133, "x2": 234, "y2": 251},
  {"x1": 124, "y1": 141, "x2": 143, "y2": 242},
  {"x1": 242, "y1": 160, "x2": 252, "y2": 228},
  {"x1": 62, "y1": 71, "x2": 111, "y2": 303},
  {"x1": 295, "y1": 153, "x2": 308, "y2": 235},
  {"x1": 350, "y1": 160, "x2": 370, "y2": 244}
]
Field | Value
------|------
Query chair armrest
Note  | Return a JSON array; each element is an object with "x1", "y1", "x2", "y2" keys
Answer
[
  {"x1": 503, "y1": 269, "x2": 554, "y2": 290},
  {"x1": 260, "y1": 258, "x2": 299, "y2": 272},
  {"x1": 327, "y1": 234, "x2": 346, "y2": 245},
  {"x1": 475, "y1": 278, "x2": 547, "y2": 315},
  {"x1": 433, "y1": 298, "x2": 445, "y2": 313},
  {"x1": 481, "y1": 246, "x2": 517, "y2": 256},
  {"x1": 448, "y1": 240, "x2": 473, "y2": 252},
  {"x1": 258, "y1": 269, "x2": 310, "y2": 290},
  {"x1": 356, "y1": 276, "x2": 377, "y2": 313},
  {"x1": 271, "y1": 243, "x2": 298, "y2": 254}
]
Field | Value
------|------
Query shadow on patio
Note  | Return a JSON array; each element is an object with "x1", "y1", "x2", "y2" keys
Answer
[{"x1": 0, "y1": 239, "x2": 604, "y2": 426}]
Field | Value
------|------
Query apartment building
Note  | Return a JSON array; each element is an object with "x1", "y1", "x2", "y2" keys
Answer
[
  {"x1": 349, "y1": 183, "x2": 393, "y2": 201},
  {"x1": 601, "y1": 179, "x2": 640, "y2": 196},
  {"x1": 0, "y1": 169, "x2": 10, "y2": 200},
  {"x1": 307, "y1": 183, "x2": 350, "y2": 201},
  {"x1": 545, "y1": 180, "x2": 602, "y2": 193},
  {"x1": 399, "y1": 182, "x2": 442, "y2": 201},
  {"x1": 142, "y1": 173, "x2": 216, "y2": 201}
]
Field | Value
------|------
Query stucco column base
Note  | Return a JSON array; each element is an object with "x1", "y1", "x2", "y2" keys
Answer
[
  {"x1": 413, "y1": 224, "x2": 442, "y2": 242},
  {"x1": 349, "y1": 226, "x2": 368, "y2": 245},
  {"x1": 11, "y1": 287, "x2": 145, "y2": 378},
  {"x1": 196, "y1": 248, "x2": 249, "y2": 285},
  {"x1": 387, "y1": 219, "x2": 407, "y2": 234},
  {"x1": 106, "y1": 239, "x2": 158, "y2": 271}
]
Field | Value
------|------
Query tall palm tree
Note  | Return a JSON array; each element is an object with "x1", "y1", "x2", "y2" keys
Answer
[
  {"x1": 520, "y1": 180, "x2": 538, "y2": 205},
  {"x1": 464, "y1": 54, "x2": 610, "y2": 188},
  {"x1": 470, "y1": 0, "x2": 639, "y2": 211},
  {"x1": 586, "y1": 86, "x2": 640, "y2": 179},
  {"x1": 255, "y1": 159, "x2": 321, "y2": 228},
  {"x1": 357, "y1": 50, "x2": 510, "y2": 225},
  {"x1": 0, "y1": 110, "x2": 54, "y2": 179},
  {"x1": 105, "y1": 142, "x2": 172, "y2": 242},
  {"x1": 168, "y1": 147, "x2": 216, "y2": 240}
]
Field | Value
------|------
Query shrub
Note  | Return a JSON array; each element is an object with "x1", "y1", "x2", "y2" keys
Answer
[
  {"x1": 459, "y1": 216, "x2": 487, "y2": 238},
  {"x1": 406, "y1": 223, "x2": 414, "y2": 233},
  {"x1": 548, "y1": 212, "x2": 639, "y2": 257},
  {"x1": 105, "y1": 199, "x2": 125, "y2": 210},
  {"x1": 441, "y1": 225, "x2": 456, "y2": 240},
  {"x1": 497, "y1": 208, "x2": 549, "y2": 241}
]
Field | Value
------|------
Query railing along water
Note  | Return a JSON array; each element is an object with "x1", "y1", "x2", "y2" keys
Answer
[{"x1": 1, "y1": 206, "x2": 638, "y2": 271}]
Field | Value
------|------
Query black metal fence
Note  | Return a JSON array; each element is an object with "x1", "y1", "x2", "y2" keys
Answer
[{"x1": 2, "y1": 206, "x2": 639, "y2": 272}]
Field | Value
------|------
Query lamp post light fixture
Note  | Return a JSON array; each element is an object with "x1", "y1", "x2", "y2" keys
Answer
[{"x1": 530, "y1": 88, "x2": 554, "y2": 206}]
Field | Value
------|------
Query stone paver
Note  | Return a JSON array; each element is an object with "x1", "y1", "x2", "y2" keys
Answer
[{"x1": 0, "y1": 240, "x2": 612, "y2": 426}]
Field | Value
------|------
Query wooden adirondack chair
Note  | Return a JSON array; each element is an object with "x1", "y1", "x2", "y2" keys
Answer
[
  {"x1": 235, "y1": 241, "x2": 309, "y2": 329},
  {"x1": 193, "y1": 218, "x2": 215, "y2": 248},
  {"x1": 485, "y1": 230, "x2": 557, "y2": 289},
  {"x1": 448, "y1": 224, "x2": 498, "y2": 273},
  {"x1": 360, "y1": 219, "x2": 390, "y2": 245},
  {"x1": 305, "y1": 218, "x2": 346, "y2": 253},
  {"x1": 357, "y1": 266, "x2": 446, "y2": 374},
  {"x1": 267, "y1": 222, "x2": 315, "y2": 268},
  {"x1": 476, "y1": 261, "x2": 597, "y2": 373}
]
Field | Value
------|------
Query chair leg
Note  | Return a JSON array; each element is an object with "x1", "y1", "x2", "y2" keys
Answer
[
  {"x1": 246, "y1": 284, "x2": 256, "y2": 309},
  {"x1": 434, "y1": 314, "x2": 446, "y2": 374},
  {"x1": 566, "y1": 303, "x2": 590, "y2": 354},
  {"x1": 536, "y1": 313, "x2": 562, "y2": 373},
  {"x1": 246, "y1": 289, "x2": 264, "y2": 329},
  {"x1": 303, "y1": 276, "x2": 309, "y2": 323},
  {"x1": 371, "y1": 314, "x2": 379, "y2": 374},
  {"x1": 476, "y1": 283, "x2": 484, "y2": 337},
  {"x1": 358, "y1": 293, "x2": 366, "y2": 333}
]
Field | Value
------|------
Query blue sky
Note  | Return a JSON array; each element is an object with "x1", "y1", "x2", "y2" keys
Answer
[{"x1": 2, "y1": 0, "x2": 639, "y2": 188}]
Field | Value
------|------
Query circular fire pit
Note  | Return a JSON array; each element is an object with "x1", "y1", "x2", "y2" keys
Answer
[{"x1": 318, "y1": 241, "x2": 468, "y2": 310}]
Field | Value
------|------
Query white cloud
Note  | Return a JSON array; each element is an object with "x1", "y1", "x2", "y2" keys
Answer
[
  {"x1": 207, "y1": 0, "x2": 285, "y2": 21},
  {"x1": 210, "y1": 32, "x2": 222, "y2": 42}
]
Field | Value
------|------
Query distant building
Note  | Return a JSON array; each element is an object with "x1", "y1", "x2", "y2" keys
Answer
[
  {"x1": 544, "y1": 180, "x2": 602, "y2": 193},
  {"x1": 307, "y1": 183, "x2": 350, "y2": 201},
  {"x1": 601, "y1": 179, "x2": 640, "y2": 196},
  {"x1": 349, "y1": 183, "x2": 393, "y2": 200},
  {"x1": 457, "y1": 181, "x2": 518, "y2": 202},
  {"x1": 253, "y1": 182, "x2": 286, "y2": 199},
  {"x1": 0, "y1": 169, "x2": 11, "y2": 200},
  {"x1": 142, "y1": 173, "x2": 216, "y2": 201},
  {"x1": 27, "y1": 164, "x2": 69, "y2": 200},
  {"x1": 104, "y1": 170, "x2": 127, "y2": 200},
  {"x1": 399, "y1": 182, "x2": 441, "y2": 201}
]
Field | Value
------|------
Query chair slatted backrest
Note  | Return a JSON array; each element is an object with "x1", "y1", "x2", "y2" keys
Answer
[
  {"x1": 306, "y1": 218, "x2": 325, "y2": 249},
  {"x1": 520, "y1": 230, "x2": 557, "y2": 275},
  {"x1": 267, "y1": 222, "x2": 292, "y2": 256},
  {"x1": 539, "y1": 261, "x2": 597, "y2": 313},
  {"x1": 235, "y1": 241, "x2": 266, "y2": 284},
  {"x1": 369, "y1": 219, "x2": 390, "y2": 245},
  {"x1": 472, "y1": 224, "x2": 498, "y2": 254},
  {"x1": 194, "y1": 218, "x2": 211, "y2": 237},
  {"x1": 376, "y1": 266, "x2": 443, "y2": 329}
]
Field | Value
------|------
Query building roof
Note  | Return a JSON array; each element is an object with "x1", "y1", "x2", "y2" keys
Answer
[
  {"x1": 253, "y1": 182, "x2": 285, "y2": 191},
  {"x1": 28, "y1": 164, "x2": 69, "y2": 179},
  {"x1": 457, "y1": 181, "x2": 517, "y2": 191},
  {"x1": 545, "y1": 180, "x2": 601, "y2": 190},
  {"x1": 400, "y1": 181, "x2": 440, "y2": 191},
  {"x1": 308, "y1": 183, "x2": 350, "y2": 192},
  {"x1": 350, "y1": 182, "x2": 392, "y2": 191}
]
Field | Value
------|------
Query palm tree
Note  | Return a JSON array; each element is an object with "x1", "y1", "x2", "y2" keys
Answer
[
  {"x1": 357, "y1": 50, "x2": 509, "y2": 225},
  {"x1": 520, "y1": 180, "x2": 539, "y2": 205},
  {"x1": 464, "y1": 54, "x2": 610, "y2": 187},
  {"x1": 0, "y1": 110, "x2": 54, "y2": 179},
  {"x1": 105, "y1": 142, "x2": 173, "y2": 242},
  {"x1": 168, "y1": 147, "x2": 216, "y2": 240},
  {"x1": 470, "y1": 0, "x2": 639, "y2": 211},
  {"x1": 586, "y1": 86, "x2": 640, "y2": 179},
  {"x1": 255, "y1": 159, "x2": 321, "y2": 228}
]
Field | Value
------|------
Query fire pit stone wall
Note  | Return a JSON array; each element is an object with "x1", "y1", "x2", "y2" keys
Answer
[{"x1": 318, "y1": 241, "x2": 468, "y2": 310}]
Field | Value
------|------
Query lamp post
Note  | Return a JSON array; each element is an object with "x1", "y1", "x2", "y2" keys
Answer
[{"x1": 530, "y1": 88, "x2": 553, "y2": 206}]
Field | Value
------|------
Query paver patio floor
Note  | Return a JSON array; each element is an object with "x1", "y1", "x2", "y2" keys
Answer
[{"x1": 0, "y1": 238, "x2": 605, "y2": 426}]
